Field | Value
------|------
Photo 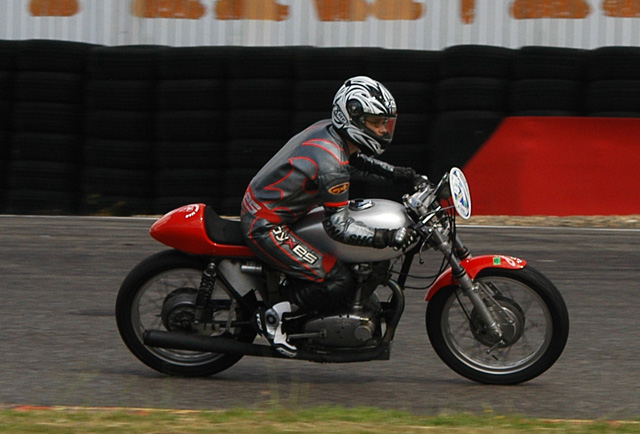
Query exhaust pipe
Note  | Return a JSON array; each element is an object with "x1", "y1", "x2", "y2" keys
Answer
[
  {"x1": 143, "y1": 330, "x2": 390, "y2": 362},
  {"x1": 144, "y1": 330, "x2": 277, "y2": 357}
]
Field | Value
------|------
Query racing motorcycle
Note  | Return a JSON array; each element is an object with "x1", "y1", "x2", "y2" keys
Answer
[{"x1": 116, "y1": 168, "x2": 569, "y2": 385}]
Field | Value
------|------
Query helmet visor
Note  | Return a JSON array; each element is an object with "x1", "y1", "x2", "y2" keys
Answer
[{"x1": 363, "y1": 114, "x2": 397, "y2": 145}]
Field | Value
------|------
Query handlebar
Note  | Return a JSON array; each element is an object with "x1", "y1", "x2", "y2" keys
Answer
[{"x1": 403, "y1": 171, "x2": 450, "y2": 219}]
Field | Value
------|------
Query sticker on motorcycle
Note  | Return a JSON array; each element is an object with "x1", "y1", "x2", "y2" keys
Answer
[
  {"x1": 493, "y1": 255, "x2": 525, "y2": 267},
  {"x1": 449, "y1": 167, "x2": 472, "y2": 220},
  {"x1": 183, "y1": 204, "x2": 199, "y2": 219}
]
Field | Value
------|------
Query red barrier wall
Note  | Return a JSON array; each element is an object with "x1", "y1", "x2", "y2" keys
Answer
[{"x1": 463, "y1": 117, "x2": 640, "y2": 216}]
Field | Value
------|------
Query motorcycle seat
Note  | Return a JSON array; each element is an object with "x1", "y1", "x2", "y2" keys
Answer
[{"x1": 204, "y1": 206, "x2": 247, "y2": 246}]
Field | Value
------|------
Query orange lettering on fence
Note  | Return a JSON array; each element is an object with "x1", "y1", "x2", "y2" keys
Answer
[
  {"x1": 511, "y1": 0, "x2": 591, "y2": 19},
  {"x1": 603, "y1": 0, "x2": 640, "y2": 17},
  {"x1": 24, "y1": 0, "x2": 640, "y2": 24},
  {"x1": 215, "y1": 0, "x2": 289, "y2": 21},
  {"x1": 370, "y1": 0, "x2": 424, "y2": 20},
  {"x1": 29, "y1": 0, "x2": 79, "y2": 16},
  {"x1": 461, "y1": 0, "x2": 475, "y2": 23},
  {"x1": 313, "y1": 0, "x2": 368, "y2": 21},
  {"x1": 131, "y1": 0, "x2": 206, "y2": 19}
]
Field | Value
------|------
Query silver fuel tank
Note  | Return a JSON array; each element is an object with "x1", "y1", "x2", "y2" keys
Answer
[{"x1": 292, "y1": 199, "x2": 414, "y2": 263}]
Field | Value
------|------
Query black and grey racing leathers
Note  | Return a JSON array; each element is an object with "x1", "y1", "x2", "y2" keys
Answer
[{"x1": 240, "y1": 120, "x2": 411, "y2": 310}]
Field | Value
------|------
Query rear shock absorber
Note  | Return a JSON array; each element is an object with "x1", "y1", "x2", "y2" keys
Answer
[{"x1": 194, "y1": 262, "x2": 217, "y2": 324}]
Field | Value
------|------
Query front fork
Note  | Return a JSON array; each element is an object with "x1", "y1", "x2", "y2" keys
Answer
[{"x1": 429, "y1": 229, "x2": 505, "y2": 343}]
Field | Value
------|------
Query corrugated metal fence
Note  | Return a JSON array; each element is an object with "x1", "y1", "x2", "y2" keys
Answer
[{"x1": 2, "y1": 0, "x2": 640, "y2": 49}]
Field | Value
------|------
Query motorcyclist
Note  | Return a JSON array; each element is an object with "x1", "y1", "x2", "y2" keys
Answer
[{"x1": 240, "y1": 76, "x2": 424, "y2": 356}]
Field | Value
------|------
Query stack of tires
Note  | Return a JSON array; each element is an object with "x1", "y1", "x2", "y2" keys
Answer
[
  {"x1": 510, "y1": 46, "x2": 585, "y2": 117},
  {"x1": 7, "y1": 40, "x2": 92, "y2": 214},
  {"x1": 4, "y1": 41, "x2": 640, "y2": 218},
  {"x1": 368, "y1": 49, "x2": 440, "y2": 198},
  {"x1": 154, "y1": 46, "x2": 229, "y2": 215},
  {"x1": 0, "y1": 41, "x2": 17, "y2": 209},
  {"x1": 428, "y1": 45, "x2": 513, "y2": 179},
  {"x1": 220, "y1": 47, "x2": 298, "y2": 215},
  {"x1": 82, "y1": 46, "x2": 159, "y2": 215},
  {"x1": 293, "y1": 47, "x2": 376, "y2": 133},
  {"x1": 586, "y1": 47, "x2": 640, "y2": 117}
]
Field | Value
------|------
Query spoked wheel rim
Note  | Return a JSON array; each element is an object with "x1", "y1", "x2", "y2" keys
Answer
[
  {"x1": 131, "y1": 268, "x2": 241, "y2": 367},
  {"x1": 441, "y1": 276, "x2": 553, "y2": 375}
]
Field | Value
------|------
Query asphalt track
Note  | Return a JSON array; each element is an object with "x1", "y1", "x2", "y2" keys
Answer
[{"x1": 0, "y1": 215, "x2": 638, "y2": 420}]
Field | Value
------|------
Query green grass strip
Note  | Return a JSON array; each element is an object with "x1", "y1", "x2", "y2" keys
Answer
[{"x1": 0, "y1": 406, "x2": 638, "y2": 433}]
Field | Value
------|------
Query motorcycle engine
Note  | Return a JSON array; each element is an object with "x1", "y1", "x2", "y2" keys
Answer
[
  {"x1": 296, "y1": 260, "x2": 389, "y2": 348},
  {"x1": 302, "y1": 309, "x2": 380, "y2": 348}
]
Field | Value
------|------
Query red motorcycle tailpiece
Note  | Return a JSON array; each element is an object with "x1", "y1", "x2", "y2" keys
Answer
[
  {"x1": 150, "y1": 203, "x2": 255, "y2": 257},
  {"x1": 426, "y1": 255, "x2": 527, "y2": 301}
]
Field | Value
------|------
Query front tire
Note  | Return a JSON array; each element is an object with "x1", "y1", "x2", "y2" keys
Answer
[
  {"x1": 426, "y1": 266, "x2": 569, "y2": 385},
  {"x1": 116, "y1": 250, "x2": 257, "y2": 377}
]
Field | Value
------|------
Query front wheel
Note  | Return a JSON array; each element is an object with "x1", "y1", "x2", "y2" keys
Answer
[
  {"x1": 426, "y1": 266, "x2": 569, "y2": 385},
  {"x1": 116, "y1": 250, "x2": 257, "y2": 377}
]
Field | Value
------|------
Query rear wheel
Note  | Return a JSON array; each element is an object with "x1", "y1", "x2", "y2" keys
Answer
[
  {"x1": 426, "y1": 266, "x2": 569, "y2": 384},
  {"x1": 116, "y1": 250, "x2": 257, "y2": 377}
]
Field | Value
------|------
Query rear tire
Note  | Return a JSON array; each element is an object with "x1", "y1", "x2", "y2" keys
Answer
[
  {"x1": 426, "y1": 266, "x2": 569, "y2": 385},
  {"x1": 116, "y1": 250, "x2": 257, "y2": 377}
]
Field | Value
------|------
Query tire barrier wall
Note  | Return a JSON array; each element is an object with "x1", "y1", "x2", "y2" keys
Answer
[{"x1": 0, "y1": 40, "x2": 638, "y2": 216}]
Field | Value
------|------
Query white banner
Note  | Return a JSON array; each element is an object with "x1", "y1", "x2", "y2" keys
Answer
[{"x1": 2, "y1": 0, "x2": 640, "y2": 49}]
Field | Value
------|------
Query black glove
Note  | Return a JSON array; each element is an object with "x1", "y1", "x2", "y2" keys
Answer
[
  {"x1": 393, "y1": 167, "x2": 429, "y2": 190},
  {"x1": 393, "y1": 166, "x2": 418, "y2": 184},
  {"x1": 373, "y1": 227, "x2": 418, "y2": 250}
]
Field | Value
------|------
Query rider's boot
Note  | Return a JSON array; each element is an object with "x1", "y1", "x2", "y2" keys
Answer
[
  {"x1": 287, "y1": 263, "x2": 354, "y2": 313},
  {"x1": 263, "y1": 301, "x2": 297, "y2": 357}
]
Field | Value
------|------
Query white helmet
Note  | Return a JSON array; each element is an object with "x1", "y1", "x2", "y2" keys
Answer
[{"x1": 332, "y1": 76, "x2": 397, "y2": 156}]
